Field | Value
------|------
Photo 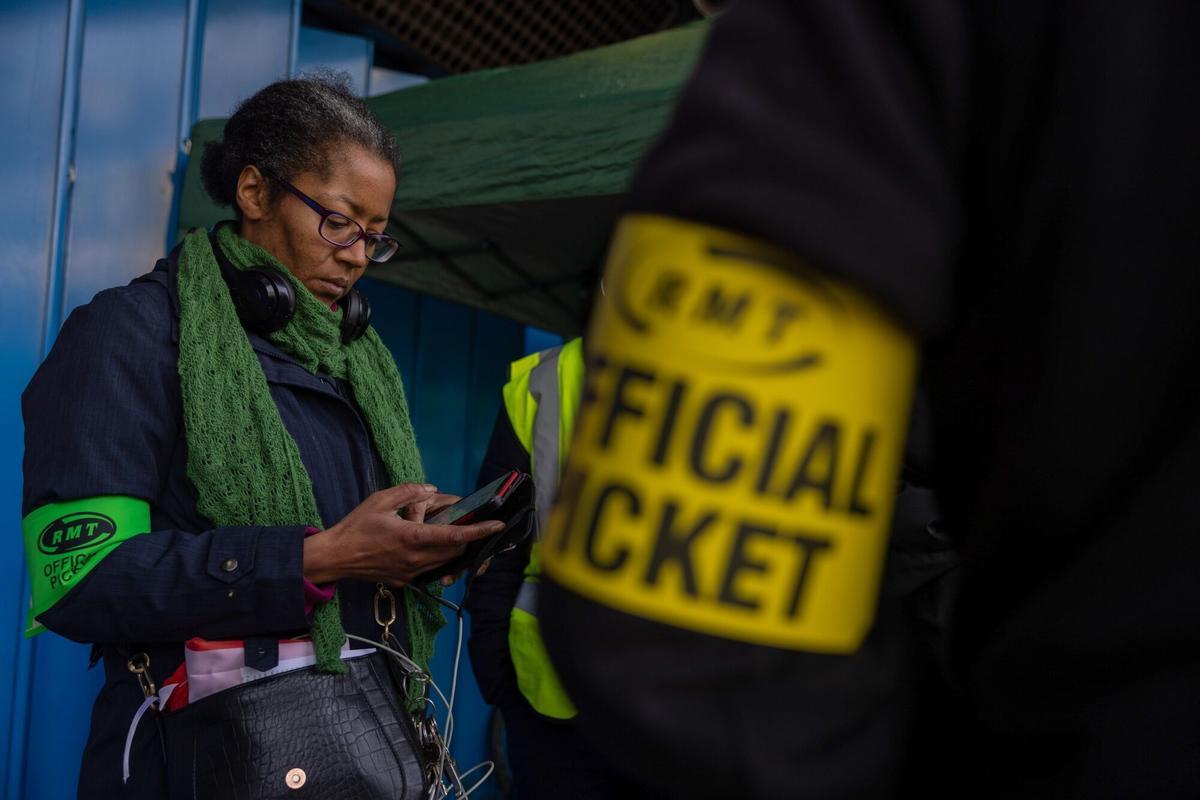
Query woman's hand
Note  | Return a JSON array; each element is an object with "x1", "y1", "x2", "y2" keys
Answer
[
  {"x1": 399, "y1": 489, "x2": 460, "y2": 524},
  {"x1": 399, "y1": 490, "x2": 490, "y2": 586},
  {"x1": 302, "y1": 483, "x2": 504, "y2": 586}
]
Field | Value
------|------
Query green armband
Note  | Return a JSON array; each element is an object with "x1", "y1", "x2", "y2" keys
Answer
[{"x1": 22, "y1": 495, "x2": 151, "y2": 637}]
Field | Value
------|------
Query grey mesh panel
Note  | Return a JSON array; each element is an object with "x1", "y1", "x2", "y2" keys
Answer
[{"x1": 513, "y1": 580, "x2": 539, "y2": 615}]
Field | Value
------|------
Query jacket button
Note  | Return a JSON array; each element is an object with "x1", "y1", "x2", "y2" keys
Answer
[
  {"x1": 286, "y1": 768, "x2": 306, "y2": 789},
  {"x1": 221, "y1": 558, "x2": 239, "y2": 572}
]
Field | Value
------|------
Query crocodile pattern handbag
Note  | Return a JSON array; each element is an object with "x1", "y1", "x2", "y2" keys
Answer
[{"x1": 163, "y1": 652, "x2": 427, "y2": 799}]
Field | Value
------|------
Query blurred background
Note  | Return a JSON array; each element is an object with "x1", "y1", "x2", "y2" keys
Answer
[{"x1": 0, "y1": 0, "x2": 711, "y2": 797}]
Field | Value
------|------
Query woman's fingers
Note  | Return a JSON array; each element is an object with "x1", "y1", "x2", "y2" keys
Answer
[
  {"x1": 436, "y1": 554, "x2": 493, "y2": 586},
  {"x1": 344, "y1": 496, "x2": 504, "y2": 583},
  {"x1": 418, "y1": 519, "x2": 505, "y2": 549},
  {"x1": 405, "y1": 493, "x2": 460, "y2": 524},
  {"x1": 403, "y1": 497, "x2": 431, "y2": 523},
  {"x1": 424, "y1": 493, "x2": 461, "y2": 519},
  {"x1": 374, "y1": 483, "x2": 438, "y2": 516}
]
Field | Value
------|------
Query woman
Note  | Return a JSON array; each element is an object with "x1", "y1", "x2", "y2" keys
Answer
[{"x1": 21, "y1": 75, "x2": 499, "y2": 798}]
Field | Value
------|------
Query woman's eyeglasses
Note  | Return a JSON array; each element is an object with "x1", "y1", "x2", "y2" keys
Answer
[{"x1": 263, "y1": 170, "x2": 400, "y2": 263}]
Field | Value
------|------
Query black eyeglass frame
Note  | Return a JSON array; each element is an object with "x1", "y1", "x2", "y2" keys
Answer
[{"x1": 262, "y1": 169, "x2": 400, "y2": 263}]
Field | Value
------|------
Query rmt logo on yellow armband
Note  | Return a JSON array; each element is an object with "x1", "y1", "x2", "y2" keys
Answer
[{"x1": 541, "y1": 215, "x2": 916, "y2": 653}]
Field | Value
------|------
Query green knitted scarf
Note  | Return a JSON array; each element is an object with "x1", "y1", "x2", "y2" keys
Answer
[{"x1": 176, "y1": 224, "x2": 443, "y2": 709}]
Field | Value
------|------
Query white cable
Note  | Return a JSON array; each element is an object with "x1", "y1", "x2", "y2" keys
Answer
[
  {"x1": 445, "y1": 613, "x2": 464, "y2": 751},
  {"x1": 456, "y1": 761, "x2": 496, "y2": 799},
  {"x1": 121, "y1": 694, "x2": 158, "y2": 784},
  {"x1": 345, "y1": 634, "x2": 456, "y2": 728},
  {"x1": 438, "y1": 613, "x2": 467, "y2": 796},
  {"x1": 455, "y1": 761, "x2": 492, "y2": 783},
  {"x1": 121, "y1": 682, "x2": 179, "y2": 783}
]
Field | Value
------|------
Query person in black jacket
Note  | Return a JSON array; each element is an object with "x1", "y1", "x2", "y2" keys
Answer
[
  {"x1": 466, "y1": 384, "x2": 660, "y2": 800},
  {"x1": 540, "y1": 1, "x2": 1200, "y2": 797},
  {"x1": 468, "y1": 358, "x2": 954, "y2": 797},
  {"x1": 22, "y1": 75, "x2": 501, "y2": 798}
]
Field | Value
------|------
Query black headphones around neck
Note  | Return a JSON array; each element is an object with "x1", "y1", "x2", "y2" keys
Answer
[{"x1": 210, "y1": 231, "x2": 371, "y2": 344}]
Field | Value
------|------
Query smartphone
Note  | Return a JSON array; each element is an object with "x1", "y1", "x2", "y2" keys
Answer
[
  {"x1": 415, "y1": 469, "x2": 534, "y2": 584},
  {"x1": 427, "y1": 470, "x2": 523, "y2": 526}
]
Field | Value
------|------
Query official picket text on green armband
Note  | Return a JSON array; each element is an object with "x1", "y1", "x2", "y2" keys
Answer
[{"x1": 22, "y1": 495, "x2": 151, "y2": 636}]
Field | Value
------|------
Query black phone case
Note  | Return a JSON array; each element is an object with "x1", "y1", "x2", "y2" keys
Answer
[{"x1": 414, "y1": 473, "x2": 535, "y2": 585}]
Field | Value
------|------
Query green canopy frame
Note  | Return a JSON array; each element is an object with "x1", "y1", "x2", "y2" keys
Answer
[{"x1": 177, "y1": 21, "x2": 708, "y2": 335}]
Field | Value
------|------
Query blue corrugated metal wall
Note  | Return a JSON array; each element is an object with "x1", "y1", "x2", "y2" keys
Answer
[{"x1": 0, "y1": 2, "x2": 530, "y2": 797}]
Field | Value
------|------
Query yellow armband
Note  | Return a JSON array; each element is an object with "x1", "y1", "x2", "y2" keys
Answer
[{"x1": 541, "y1": 214, "x2": 917, "y2": 653}]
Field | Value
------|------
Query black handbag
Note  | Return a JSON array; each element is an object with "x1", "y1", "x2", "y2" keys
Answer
[{"x1": 162, "y1": 650, "x2": 428, "y2": 799}]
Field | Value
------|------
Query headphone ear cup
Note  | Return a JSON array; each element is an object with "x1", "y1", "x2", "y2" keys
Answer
[
  {"x1": 338, "y1": 288, "x2": 371, "y2": 344},
  {"x1": 231, "y1": 269, "x2": 296, "y2": 334}
]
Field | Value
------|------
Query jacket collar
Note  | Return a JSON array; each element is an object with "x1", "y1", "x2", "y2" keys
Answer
[{"x1": 147, "y1": 254, "x2": 345, "y2": 401}]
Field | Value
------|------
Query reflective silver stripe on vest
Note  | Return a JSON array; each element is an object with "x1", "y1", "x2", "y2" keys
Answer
[
  {"x1": 528, "y1": 346, "x2": 562, "y2": 540},
  {"x1": 513, "y1": 580, "x2": 539, "y2": 615}
]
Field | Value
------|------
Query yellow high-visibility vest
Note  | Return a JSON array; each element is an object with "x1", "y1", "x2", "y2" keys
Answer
[{"x1": 501, "y1": 337, "x2": 584, "y2": 719}]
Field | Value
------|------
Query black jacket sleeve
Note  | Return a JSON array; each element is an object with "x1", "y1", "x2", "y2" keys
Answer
[
  {"x1": 541, "y1": 1, "x2": 967, "y2": 796},
  {"x1": 23, "y1": 282, "x2": 310, "y2": 643},
  {"x1": 463, "y1": 409, "x2": 532, "y2": 708},
  {"x1": 630, "y1": 0, "x2": 966, "y2": 339}
]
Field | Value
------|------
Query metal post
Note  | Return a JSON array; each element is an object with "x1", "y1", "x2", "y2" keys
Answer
[
  {"x1": 10, "y1": 3, "x2": 88, "y2": 795},
  {"x1": 165, "y1": 0, "x2": 206, "y2": 251}
]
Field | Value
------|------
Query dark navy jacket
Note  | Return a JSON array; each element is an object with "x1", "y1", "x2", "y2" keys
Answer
[{"x1": 22, "y1": 262, "x2": 405, "y2": 798}]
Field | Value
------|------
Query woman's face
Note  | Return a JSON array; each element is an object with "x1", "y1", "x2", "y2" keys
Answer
[{"x1": 236, "y1": 144, "x2": 396, "y2": 307}]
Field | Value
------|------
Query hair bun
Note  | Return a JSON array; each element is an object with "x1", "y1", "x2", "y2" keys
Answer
[
  {"x1": 199, "y1": 138, "x2": 236, "y2": 209},
  {"x1": 197, "y1": 75, "x2": 397, "y2": 216}
]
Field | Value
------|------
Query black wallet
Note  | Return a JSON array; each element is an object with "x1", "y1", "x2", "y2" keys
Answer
[{"x1": 414, "y1": 470, "x2": 535, "y2": 584}]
